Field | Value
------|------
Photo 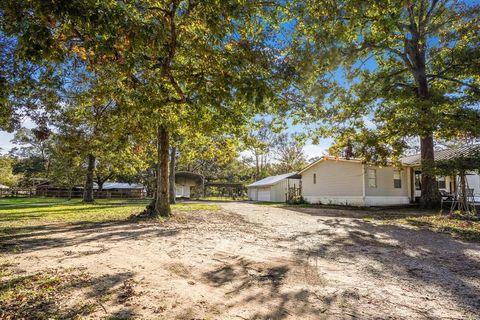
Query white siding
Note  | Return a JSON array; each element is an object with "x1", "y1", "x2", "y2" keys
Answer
[
  {"x1": 248, "y1": 187, "x2": 259, "y2": 200},
  {"x1": 176, "y1": 181, "x2": 197, "y2": 198},
  {"x1": 301, "y1": 160, "x2": 410, "y2": 206},
  {"x1": 270, "y1": 179, "x2": 287, "y2": 202},
  {"x1": 465, "y1": 174, "x2": 480, "y2": 202},
  {"x1": 364, "y1": 166, "x2": 409, "y2": 197},
  {"x1": 257, "y1": 189, "x2": 271, "y2": 201},
  {"x1": 247, "y1": 179, "x2": 300, "y2": 203},
  {"x1": 247, "y1": 188, "x2": 255, "y2": 200},
  {"x1": 467, "y1": 174, "x2": 480, "y2": 195},
  {"x1": 301, "y1": 160, "x2": 364, "y2": 205}
]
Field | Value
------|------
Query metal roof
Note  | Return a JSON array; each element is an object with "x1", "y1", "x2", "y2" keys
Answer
[
  {"x1": 94, "y1": 183, "x2": 145, "y2": 190},
  {"x1": 401, "y1": 144, "x2": 480, "y2": 166},
  {"x1": 175, "y1": 171, "x2": 204, "y2": 185},
  {"x1": 247, "y1": 172, "x2": 299, "y2": 188}
]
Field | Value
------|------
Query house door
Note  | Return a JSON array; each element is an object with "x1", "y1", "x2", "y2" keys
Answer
[{"x1": 414, "y1": 171, "x2": 422, "y2": 198}]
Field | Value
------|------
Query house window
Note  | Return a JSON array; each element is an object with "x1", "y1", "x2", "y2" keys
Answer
[
  {"x1": 313, "y1": 173, "x2": 316, "y2": 184},
  {"x1": 367, "y1": 168, "x2": 377, "y2": 188},
  {"x1": 393, "y1": 170, "x2": 402, "y2": 188},
  {"x1": 437, "y1": 176, "x2": 446, "y2": 189}
]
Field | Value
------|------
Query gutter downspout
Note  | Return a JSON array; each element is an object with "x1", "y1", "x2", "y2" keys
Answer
[{"x1": 362, "y1": 164, "x2": 366, "y2": 206}]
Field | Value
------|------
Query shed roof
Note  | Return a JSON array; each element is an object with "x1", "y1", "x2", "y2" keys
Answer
[
  {"x1": 400, "y1": 144, "x2": 480, "y2": 166},
  {"x1": 175, "y1": 171, "x2": 204, "y2": 185},
  {"x1": 247, "y1": 172, "x2": 299, "y2": 188}
]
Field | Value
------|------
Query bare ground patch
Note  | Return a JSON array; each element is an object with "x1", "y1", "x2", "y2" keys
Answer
[{"x1": 1, "y1": 203, "x2": 479, "y2": 319}]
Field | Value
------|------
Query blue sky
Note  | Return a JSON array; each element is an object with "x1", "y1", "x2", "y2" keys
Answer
[
  {"x1": 0, "y1": 118, "x2": 35, "y2": 154},
  {"x1": 2, "y1": 0, "x2": 479, "y2": 158}
]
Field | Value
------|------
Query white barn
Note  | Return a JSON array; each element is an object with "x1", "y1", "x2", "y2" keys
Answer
[{"x1": 247, "y1": 173, "x2": 301, "y2": 202}]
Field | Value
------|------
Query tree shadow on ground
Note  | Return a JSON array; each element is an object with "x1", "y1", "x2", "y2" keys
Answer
[
  {"x1": 287, "y1": 216, "x2": 480, "y2": 317},
  {"x1": 204, "y1": 203, "x2": 479, "y2": 318},
  {"x1": 0, "y1": 205, "x2": 137, "y2": 217},
  {"x1": 0, "y1": 265, "x2": 138, "y2": 319},
  {"x1": 202, "y1": 255, "x2": 342, "y2": 319},
  {"x1": 0, "y1": 220, "x2": 182, "y2": 253},
  {"x1": 282, "y1": 204, "x2": 437, "y2": 219}
]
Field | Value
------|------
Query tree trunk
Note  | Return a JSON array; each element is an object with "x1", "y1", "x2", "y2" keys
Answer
[
  {"x1": 83, "y1": 154, "x2": 96, "y2": 203},
  {"x1": 152, "y1": 126, "x2": 171, "y2": 217},
  {"x1": 158, "y1": 126, "x2": 171, "y2": 216},
  {"x1": 419, "y1": 134, "x2": 439, "y2": 208},
  {"x1": 255, "y1": 154, "x2": 260, "y2": 179},
  {"x1": 416, "y1": 76, "x2": 440, "y2": 208},
  {"x1": 169, "y1": 147, "x2": 176, "y2": 204},
  {"x1": 410, "y1": 46, "x2": 440, "y2": 208}
]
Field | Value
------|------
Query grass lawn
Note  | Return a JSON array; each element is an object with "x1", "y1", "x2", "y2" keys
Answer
[
  {"x1": 0, "y1": 197, "x2": 219, "y2": 237},
  {"x1": 254, "y1": 200, "x2": 480, "y2": 242},
  {"x1": 364, "y1": 213, "x2": 480, "y2": 242}
]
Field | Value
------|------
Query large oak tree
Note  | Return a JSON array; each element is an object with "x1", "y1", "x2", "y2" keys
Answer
[
  {"x1": 285, "y1": 0, "x2": 480, "y2": 207},
  {"x1": 1, "y1": 0, "x2": 280, "y2": 216}
]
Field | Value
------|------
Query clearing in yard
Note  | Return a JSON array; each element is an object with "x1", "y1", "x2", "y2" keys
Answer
[{"x1": 0, "y1": 198, "x2": 479, "y2": 319}]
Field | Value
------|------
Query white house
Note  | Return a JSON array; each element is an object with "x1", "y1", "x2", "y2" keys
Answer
[
  {"x1": 299, "y1": 157, "x2": 411, "y2": 206},
  {"x1": 247, "y1": 172, "x2": 301, "y2": 202},
  {"x1": 246, "y1": 145, "x2": 480, "y2": 206},
  {"x1": 300, "y1": 145, "x2": 480, "y2": 206}
]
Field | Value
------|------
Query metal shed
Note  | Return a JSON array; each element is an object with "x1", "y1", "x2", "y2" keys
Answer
[{"x1": 247, "y1": 173, "x2": 301, "y2": 202}]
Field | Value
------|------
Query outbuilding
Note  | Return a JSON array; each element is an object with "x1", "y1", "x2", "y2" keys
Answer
[
  {"x1": 175, "y1": 171, "x2": 204, "y2": 198},
  {"x1": 247, "y1": 173, "x2": 301, "y2": 202}
]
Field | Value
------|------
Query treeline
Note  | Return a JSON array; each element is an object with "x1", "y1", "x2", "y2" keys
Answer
[{"x1": 1, "y1": 0, "x2": 479, "y2": 215}]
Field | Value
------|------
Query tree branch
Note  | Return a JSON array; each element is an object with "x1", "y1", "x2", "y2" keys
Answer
[
  {"x1": 148, "y1": 6, "x2": 170, "y2": 15},
  {"x1": 427, "y1": 74, "x2": 480, "y2": 95},
  {"x1": 168, "y1": 73, "x2": 187, "y2": 103}
]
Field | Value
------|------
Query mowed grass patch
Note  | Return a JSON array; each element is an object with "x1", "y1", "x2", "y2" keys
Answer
[
  {"x1": 0, "y1": 198, "x2": 220, "y2": 237},
  {"x1": 0, "y1": 197, "x2": 67, "y2": 206},
  {"x1": 365, "y1": 213, "x2": 480, "y2": 242}
]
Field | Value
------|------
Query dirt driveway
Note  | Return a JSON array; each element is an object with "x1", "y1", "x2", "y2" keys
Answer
[{"x1": 2, "y1": 202, "x2": 480, "y2": 319}]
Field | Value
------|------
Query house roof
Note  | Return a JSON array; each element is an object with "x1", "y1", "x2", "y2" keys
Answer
[
  {"x1": 247, "y1": 172, "x2": 299, "y2": 188},
  {"x1": 94, "y1": 182, "x2": 145, "y2": 190},
  {"x1": 175, "y1": 171, "x2": 204, "y2": 185},
  {"x1": 0, "y1": 184, "x2": 9, "y2": 189},
  {"x1": 298, "y1": 156, "x2": 363, "y2": 174},
  {"x1": 400, "y1": 144, "x2": 480, "y2": 166}
]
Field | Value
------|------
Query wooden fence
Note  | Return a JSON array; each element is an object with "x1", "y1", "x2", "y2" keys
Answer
[
  {"x1": 0, "y1": 188, "x2": 146, "y2": 199},
  {"x1": 0, "y1": 188, "x2": 35, "y2": 198}
]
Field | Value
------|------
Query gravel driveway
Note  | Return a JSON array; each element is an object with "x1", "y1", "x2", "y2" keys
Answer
[
  {"x1": 3, "y1": 201, "x2": 480, "y2": 319},
  {"x1": 218, "y1": 202, "x2": 480, "y2": 319}
]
